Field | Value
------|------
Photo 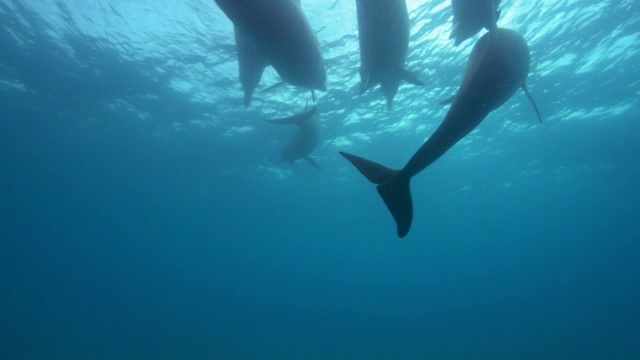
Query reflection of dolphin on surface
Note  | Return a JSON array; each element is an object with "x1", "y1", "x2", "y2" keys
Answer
[
  {"x1": 450, "y1": 0, "x2": 501, "y2": 46},
  {"x1": 340, "y1": 28, "x2": 542, "y2": 238},
  {"x1": 214, "y1": 0, "x2": 326, "y2": 97},
  {"x1": 266, "y1": 106, "x2": 320, "y2": 169},
  {"x1": 356, "y1": 0, "x2": 424, "y2": 109},
  {"x1": 234, "y1": 28, "x2": 269, "y2": 106}
]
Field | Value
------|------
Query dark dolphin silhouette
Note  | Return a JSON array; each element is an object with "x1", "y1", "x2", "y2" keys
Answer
[
  {"x1": 450, "y1": 0, "x2": 501, "y2": 46},
  {"x1": 234, "y1": 27, "x2": 269, "y2": 106},
  {"x1": 340, "y1": 28, "x2": 542, "y2": 238},
  {"x1": 356, "y1": 0, "x2": 424, "y2": 109},
  {"x1": 215, "y1": 0, "x2": 326, "y2": 94},
  {"x1": 266, "y1": 106, "x2": 320, "y2": 169}
]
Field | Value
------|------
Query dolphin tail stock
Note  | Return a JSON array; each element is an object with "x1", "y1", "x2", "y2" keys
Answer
[
  {"x1": 339, "y1": 151, "x2": 413, "y2": 238},
  {"x1": 265, "y1": 106, "x2": 317, "y2": 126},
  {"x1": 522, "y1": 83, "x2": 543, "y2": 124}
]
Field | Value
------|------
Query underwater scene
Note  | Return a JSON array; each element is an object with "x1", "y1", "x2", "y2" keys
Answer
[{"x1": 1, "y1": 0, "x2": 639, "y2": 358}]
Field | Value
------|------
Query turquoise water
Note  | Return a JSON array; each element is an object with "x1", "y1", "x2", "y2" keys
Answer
[{"x1": 1, "y1": 0, "x2": 639, "y2": 358}]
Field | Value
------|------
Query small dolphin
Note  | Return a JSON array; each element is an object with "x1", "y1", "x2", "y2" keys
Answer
[
  {"x1": 356, "y1": 0, "x2": 424, "y2": 109},
  {"x1": 235, "y1": 27, "x2": 269, "y2": 106},
  {"x1": 450, "y1": 0, "x2": 501, "y2": 46},
  {"x1": 340, "y1": 28, "x2": 542, "y2": 237},
  {"x1": 214, "y1": 0, "x2": 326, "y2": 94},
  {"x1": 266, "y1": 106, "x2": 320, "y2": 169}
]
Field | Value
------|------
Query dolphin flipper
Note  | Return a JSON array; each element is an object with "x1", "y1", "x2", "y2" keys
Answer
[
  {"x1": 260, "y1": 81, "x2": 287, "y2": 94},
  {"x1": 439, "y1": 95, "x2": 456, "y2": 105},
  {"x1": 340, "y1": 151, "x2": 413, "y2": 238},
  {"x1": 304, "y1": 156, "x2": 321, "y2": 170},
  {"x1": 522, "y1": 83, "x2": 543, "y2": 124},
  {"x1": 265, "y1": 106, "x2": 317, "y2": 126},
  {"x1": 401, "y1": 69, "x2": 425, "y2": 86}
]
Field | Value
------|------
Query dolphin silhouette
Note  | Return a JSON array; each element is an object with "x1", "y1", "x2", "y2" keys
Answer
[
  {"x1": 449, "y1": 0, "x2": 501, "y2": 46},
  {"x1": 340, "y1": 28, "x2": 542, "y2": 237},
  {"x1": 266, "y1": 106, "x2": 320, "y2": 169},
  {"x1": 356, "y1": 0, "x2": 424, "y2": 109},
  {"x1": 215, "y1": 0, "x2": 326, "y2": 94},
  {"x1": 234, "y1": 27, "x2": 269, "y2": 106}
]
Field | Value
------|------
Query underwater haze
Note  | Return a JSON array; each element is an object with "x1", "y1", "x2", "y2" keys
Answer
[{"x1": 1, "y1": 0, "x2": 640, "y2": 358}]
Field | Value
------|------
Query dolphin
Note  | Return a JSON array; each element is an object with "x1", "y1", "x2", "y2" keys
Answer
[
  {"x1": 266, "y1": 106, "x2": 321, "y2": 169},
  {"x1": 234, "y1": 27, "x2": 269, "y2": 106},
  {"x1": 214, "y1": 0, "x2": 326, "y2": 95},
  {"x1": 356, "y1": 0, "x2": 424, "y2": 109},
  {"x1": 340, "y1": 28, "x2": 542, "y2": 238},
  {"x1": 449, "y1": 0, "x2": 501, "y2": 46}
]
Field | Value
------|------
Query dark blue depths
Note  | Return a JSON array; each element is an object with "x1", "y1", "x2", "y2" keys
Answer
[{"x1": 1, "y1": 1, "x2": 640, "y2": 359}]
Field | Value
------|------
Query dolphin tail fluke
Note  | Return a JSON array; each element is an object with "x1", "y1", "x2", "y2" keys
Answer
[
  {"x1": 339, "y1": 151, "x2": 398, "y2": 184},
  {"x1": 401, "y1": 69, "x2": 425, "y2": 86},
  {"x1": 339, "y1": 151, "x2": 413, "y2": 238},
  {"x1": 265, "y1": 106, "x2": 317, "y2": 126},
  {"x1": 304, "y1": 156, "x2": 321, "y2": 170},
  {"x1": 522, "y1": 83, "x2": 543, "y2": 124},
  {"x1": 377, "y1": 176, "x2": 413, "y2": 238}
]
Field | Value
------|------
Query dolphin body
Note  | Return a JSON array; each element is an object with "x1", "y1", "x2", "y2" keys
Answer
[
  {"x1": 234, "y1": 28, "x2": 269, "y2": 106},
  {"x1": 266, "y1": 106, "x2": 320, "y2": 169},
  {"x1": 356, "y1": 0, "x2": 424, "y2": 109},
  {"x1": 340, "y1": 28, "x2": 541, "y2": 238},
  {"x1": 215, "y1": 0, "x2": 326, "y2": 94},
  {"x1": 449, "y1": 0, "x2": 501, "y2": 46}
]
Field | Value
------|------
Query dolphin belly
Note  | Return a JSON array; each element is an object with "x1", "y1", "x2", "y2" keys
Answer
[
  {"x1": 357, "y1": 0, "x2": 422, "y2": 108},
  {"x1": 215, "y1": 0, "x2": 326, "y2": 92}
]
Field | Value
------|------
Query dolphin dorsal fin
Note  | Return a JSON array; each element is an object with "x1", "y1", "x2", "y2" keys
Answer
[{"x1": 522, "y1": 83, "x2": 543, "y2": 124}]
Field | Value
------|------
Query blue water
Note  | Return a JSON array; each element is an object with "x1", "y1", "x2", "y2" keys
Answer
[{"x1": 1, "y1": 0, "x2": 639, "y2": 358}]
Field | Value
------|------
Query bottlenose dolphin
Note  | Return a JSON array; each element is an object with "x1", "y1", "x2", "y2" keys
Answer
[
  {"x1": 214, "y1": 0, "x2": 326, "y2": 94},
  {"x1": 340, "y1": 28, "x2": 541, "y2": 237},
  {"x1": 235, "y1": 27, "x2": 269, "y2": 106},
  {"x1": 266, "y1": 106, "x2": 320, "y2": 169},
  {"x1": 450, "y1": 0, "x2": 501, "y2": 46},
  {"x1": 356, "y1": 0, "x2": 424, "y2": 109}
]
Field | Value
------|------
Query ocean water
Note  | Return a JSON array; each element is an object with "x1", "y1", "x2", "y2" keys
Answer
[{"x1": 1, "y1": 0, "x2": 639, "y2": 359}]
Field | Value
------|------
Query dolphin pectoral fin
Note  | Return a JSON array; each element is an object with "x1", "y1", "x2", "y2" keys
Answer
[
  {"x1": 339, "y1": 151, "x2": 398, "y2": 184},
  {"x1": 377, "y1": 176, "x2": 413, "y2": 238},
  {"x1": 260, "y1": 81, "x2": 286, "y2": 93},
  {"x1": 439, "y1": 95, "x2": 456, "y2": 105},
  {"x1": 360, "y1": 74, "x2": 370, "y2": 94},
  {"x1": 265, "y1": 106, "x2": 317, "y2": 126},
  {"x1": 304, "y1": 156, "x2": 321, "y2": 170},
  {"x1": 400, "y1": 69, "x2": 425, "y2": 86},
  {"x1": 522, "y1": 83, "x2": 543, "y2": 124},
  {"x1": 450, "y1": 21, "x2": 459, "y2": 40},
  {"x1": 312, "y1": 89, "x2": 316, "y2": 103}
]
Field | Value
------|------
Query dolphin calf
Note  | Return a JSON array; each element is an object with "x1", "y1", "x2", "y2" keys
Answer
[
  {"x1": 214, "y1": 0, "x2": 326, "y2": 95},
  {"x1": 235, "y1": 27, "x2": 269, "y2": 106},
  {"x1": 340, "y1": 28, "x2": 542, "y2": 237},
  {"x1": 266, "y1": 106, "x2": 320, "y2": 169},
  {"x1": 449, "y1": 0, "x2": 501, "y2": 46},
  {"x1": 356, "y1": 0, "x2": 424, "y2": 109}
]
